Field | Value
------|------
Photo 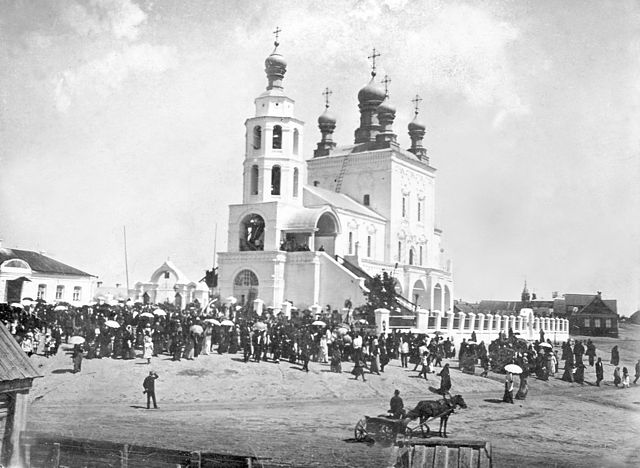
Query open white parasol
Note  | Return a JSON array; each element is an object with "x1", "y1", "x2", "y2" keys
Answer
[
  {"x1": 105, "y1": 320, "x2": 120, "y2": 328},
  {"x1": 220, "y1": 319, "x2": 235, "y2": 326},
  {"x1": 204, "y1": 318, "x2": 220, "y2": 325},
  {"x1": 68, "y1": 336, "x2": 85, "y2": 345},
  {"x1": 504, "y1": 364, "x2": 523, "y2": 374},
  {"x1": 140, "y1": 312, "x2": 154, "y2": 318}
]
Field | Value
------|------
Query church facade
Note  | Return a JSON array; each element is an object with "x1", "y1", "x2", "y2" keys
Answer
[{"x1": 217, "y1": 41, "x2": 453, "y2": 314}]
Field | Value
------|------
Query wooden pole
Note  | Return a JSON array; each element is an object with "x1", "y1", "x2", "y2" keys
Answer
[
  {"x1": 190, "y1": 451, "x2": 201, "y2": 468},
  {"x1": 52, "y1": 442, "x2": 60, "y2": 468},
  {"x1": 123, "y1": 226, "x2": 130, "y2": 295},
  {"x1": 121, "y1": 443, "x2": 129, "y2": 468}
]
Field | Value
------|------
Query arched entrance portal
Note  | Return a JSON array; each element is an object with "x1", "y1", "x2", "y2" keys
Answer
[
  {"x1": 233, "y1": 270, "x2": 259, "y2": 306},
  {"x1": 433, "y1": 284, "x2": 442, "y2": 312},
  {"x1": 315, "y1": 211, "x2": 339, "y2": 256},
  {"x1": 412, "y1": 280, "x2": 426, "y2": 308},
  {"x1": 240, "y1": 214, "x2": 265, "y2": 251}
]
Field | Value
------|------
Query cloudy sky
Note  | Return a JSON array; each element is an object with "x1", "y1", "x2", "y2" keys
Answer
[{"x1": 1, "y1": 0, "x2": 638, "y2": 314}]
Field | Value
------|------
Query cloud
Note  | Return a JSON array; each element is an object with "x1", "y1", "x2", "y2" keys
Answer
[
  {"x1": 61, "y1": 0, "x2": 147, "y2": 41},
  {"x1": 55, "y1": 43, "x2": 177, "y2": 112},
  {"x1": 279, "y1": 1, "x2": 528, "y2": 125}
]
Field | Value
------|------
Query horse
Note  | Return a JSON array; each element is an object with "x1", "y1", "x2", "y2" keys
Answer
[{"x1": 402, "y1": 394, "x2": 467, "y2": 438}]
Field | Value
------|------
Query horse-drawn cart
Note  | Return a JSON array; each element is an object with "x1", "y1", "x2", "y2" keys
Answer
[
  {"x1": 354, "y1": 395, "x2": 467, "y2": 444},
  {"x1": 354, "y1": 409, "x2": 455, "y2": 443}
]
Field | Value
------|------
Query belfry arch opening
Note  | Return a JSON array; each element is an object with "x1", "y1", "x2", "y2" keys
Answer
[
  {"x1": 314, "y1": 211, "x2": 339, "y2": 256},
  {"x1": 250, "y1": 165, "x2": 259, "y2": 195},
  {"x1": 272, "y1": 125, "x2": 282, "y2": 149},
  {"x1": 271, "y1": 165, "x2": 281, "y2": 195},
  {"x1": 253, "y1": 126, "x2": 262, "y2": 149},
  {"x1": 239, "y1": 214, "x2": 265, "y2": 251}
]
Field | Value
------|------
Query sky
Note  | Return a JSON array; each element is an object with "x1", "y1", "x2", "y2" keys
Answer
[{"x1": 1, "y1": 0, "x2": 639, "y2": 314}]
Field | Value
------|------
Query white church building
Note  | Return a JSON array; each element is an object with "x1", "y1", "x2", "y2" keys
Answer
[{"x1": 217, "y1": 39, "x2": 454, "y2": 316}]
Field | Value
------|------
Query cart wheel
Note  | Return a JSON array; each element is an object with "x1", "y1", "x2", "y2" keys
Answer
[{"x1": 354, "y1": 418, "x2": 367, "y2": 441}]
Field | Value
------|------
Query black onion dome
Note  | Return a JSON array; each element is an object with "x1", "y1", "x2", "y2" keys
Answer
[
  {"x1": 358, "y1": 79, "x2": 386, "y2": 104},
  {"x1": 318, "y1": 109, "x2": 337, "y2": 124},
  {"x1": 265, "y1": 52, "x2": 287, "y2": 70},
  {"x1": 408, "y1": 114, "x2": 426, "y2": 131}
]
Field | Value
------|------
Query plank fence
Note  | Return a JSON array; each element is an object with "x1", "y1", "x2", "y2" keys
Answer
[
  {"x1": 389, "y1": 439, "x2": 492, "y2": 468},
  {"x1": 21, "y1": 432, "x2": 257, "y2": 468}
]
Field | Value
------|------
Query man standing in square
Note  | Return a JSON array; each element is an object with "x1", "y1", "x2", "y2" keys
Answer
[{"x1": 143, "y1": 371, "x2": 159, "y2": 409}]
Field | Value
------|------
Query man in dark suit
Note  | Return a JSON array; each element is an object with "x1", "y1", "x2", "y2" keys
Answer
[
  {"x1": 390, "y1": 389, "x2": 405, "y2": 418},
  {"x1": 143, "y1": 371, "x2": 159, "y2": 409},
  {"x1": 595, "y1": 357, "x2": 604, "y2": 386}
]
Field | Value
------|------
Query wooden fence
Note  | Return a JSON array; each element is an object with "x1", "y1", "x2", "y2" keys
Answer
[
  {"x1": 21, "y1": 432, "x2": 257, "y2": 468},
  {"x1": 389, "y1": 439, "x2": 492, "y2": 468}
]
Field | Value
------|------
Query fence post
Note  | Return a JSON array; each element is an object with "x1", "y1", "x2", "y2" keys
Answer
[
  {"x1": 246, "y1": 457, "x2": 253, "y2": 467},
  {"x1": 190, "y1": 451, "x2": 202, "y2": 468},
  {"x1": 52, "y1": 442, "x2": 61, "y2": 468},
  {"x1": 121, "y1": 443, "x2": 129, "y2": 468}
]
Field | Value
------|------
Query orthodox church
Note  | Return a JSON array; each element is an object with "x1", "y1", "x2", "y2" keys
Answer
[{"x1": 217, "y1": 38, "x2": 454, "y2": 315}]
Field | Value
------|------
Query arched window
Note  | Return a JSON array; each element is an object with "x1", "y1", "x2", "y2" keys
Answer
[
  {"x1": 293, "y1": 129, "x2": 299, "y2": 154},
  {"x1": 398, "y1": 241, "x2": 402, "y2": 262},
  {"x1": 233, "y1": 270, "x2": 259, "y2": 305},
  {"x1": 234, "y1": 270, "x2": 259, "y2": 287},
  {"x1": 419, "y1": 245, "x2": 423, "y2": 265},
  {"x1": 293, "y1": 167, "x2": 299, "y2": 197},
  {"x1": 251, "y1": 165, "x2": 259, "y2": 195},
  {"x1": 363, "y1": 194, "x2": 370, "y2": 206},
  {"x1": 409, "y1": 248, "x2": 414, "y2": 265},
  {"x1": 253, "y1": 126, "x2": 262, "y2": 149},
  {"x1": 271, "y1": 165, "x2": 281, "y2": 195},
  {"x1": 272, "y1": 125, "x2": 282, "y2": 149}
]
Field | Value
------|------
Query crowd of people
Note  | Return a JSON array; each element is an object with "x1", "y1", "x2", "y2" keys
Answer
[{"x1": 1, "y1": 301, "x2": 638, "y2": 399}]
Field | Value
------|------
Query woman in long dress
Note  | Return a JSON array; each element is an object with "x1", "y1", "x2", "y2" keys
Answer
[
  {"x1": 503, "y1": 372, "x2": 514, "y2": 403},
  {"x1": 438, "y1": 363, "x2": 452, "y2": 395},
  {"x1": 369, "y1": 339, "x2": 380, "y2": 375},
  {"x1": 516, "y1": 371, "x2": 529, "y2": 400},
  {"x1": 611, "y1": 345, "x2": 620, "y2": 366},
  {"x1": 143, "y1": 332, "x2": 154, "y2": 364}
]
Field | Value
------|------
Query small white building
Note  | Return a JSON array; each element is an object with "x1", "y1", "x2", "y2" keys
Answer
[
  {"x1": 0, "y1": 244, "x2": 96, "y2": 305},
  {"x1": 217, "y1": 41, "x2": 454, "y2": 314},
  {"x1": 134, "y1": 260, "x2": 209, "y2": 310}
]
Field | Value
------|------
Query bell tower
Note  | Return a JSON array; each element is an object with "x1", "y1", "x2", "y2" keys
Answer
[{"x1": 243, "y1": 28, "x2": 305, "y2": 206}]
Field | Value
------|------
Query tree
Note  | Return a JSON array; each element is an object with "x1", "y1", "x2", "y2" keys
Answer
[{"x1": 364, "y1": 271, "x2": 397, "y2": 312}]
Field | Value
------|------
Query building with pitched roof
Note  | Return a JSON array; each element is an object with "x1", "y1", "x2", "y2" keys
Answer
[
  {"x1": 0, "y1": 243, "x2": 96, "y2": 305},
  {"x1": 0, "y1": 321, "x2": 42, "y2": 467},
  {"x1": 217, "y1": 39, "x2": 453, "y2": 315},
  {"x1": 134, "y1": 260, "x2": 209, "y2": 310}
]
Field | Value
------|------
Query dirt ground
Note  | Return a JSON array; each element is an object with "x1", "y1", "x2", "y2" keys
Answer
[{"x1": 26, "y1": 324, "x2": 640, "y2": 467}]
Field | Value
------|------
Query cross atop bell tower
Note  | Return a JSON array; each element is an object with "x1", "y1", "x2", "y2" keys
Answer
[{"x1": 368, "y1": 48, "x2": 380, "y2": 77}]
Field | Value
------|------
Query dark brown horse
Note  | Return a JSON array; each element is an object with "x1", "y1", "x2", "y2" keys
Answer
[{"x1": 403, "y1": 395, "x2": 467, "y2": 438}]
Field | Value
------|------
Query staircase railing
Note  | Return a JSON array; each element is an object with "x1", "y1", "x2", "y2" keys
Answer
[{"x1": 335, "y1": 255, "x2": 419, "y2": 314}]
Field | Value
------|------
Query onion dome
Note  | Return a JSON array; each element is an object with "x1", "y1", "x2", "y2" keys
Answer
[
  {"x1": 358, "y1": 79, "x2": 386, "y2": 104},
  {"x1": 264, "y1": 43, "x2": 287, "y2": 90},
  {"x1": 377, "y1": 97, "x2": 396, "y2": 116},
  {"x1": 265, "y1": 51, "x2": 287, "y2": 71},
  {"x1": 408, "y1": 114, "x2": 426, "y2": 131},
  {"x1": 318, "y1": 108, "x2": 337, "y2": 125}
]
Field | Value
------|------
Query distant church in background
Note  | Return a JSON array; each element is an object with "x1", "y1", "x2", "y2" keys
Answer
[{"x1": 217, "y1": 32, "x2": 453, "y2": 314}]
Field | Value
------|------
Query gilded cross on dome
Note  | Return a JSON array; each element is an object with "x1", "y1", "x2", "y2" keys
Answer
[
  {"x1": 368, "y1": 48, "x2": 380, "y2": 77},
  {"x1": 382, "y1": 75, "x2": 391, "y2": 98},
  {"x1": 322, "y1": 87, "x2": 333, "y2": 109},
  {"x1": 411, "y1": 94, "x2": 423, "y2": 115},
  {"x1": 273, "y1": 26, "x2": 282, "y2": 49}
]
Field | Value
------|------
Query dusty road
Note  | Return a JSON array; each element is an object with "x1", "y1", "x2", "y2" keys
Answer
[{"x1": 27, "y1": 325, "x2": 640, "y2": 467}]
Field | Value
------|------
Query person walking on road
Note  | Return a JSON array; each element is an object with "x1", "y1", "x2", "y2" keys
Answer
[
  {"x1": 438, "y1": 363, "x2": 452, "y2": 395},
  {"x1": 595, "y1": 357, "x2": 604, "y2": 386},
  {"x1": 503, "y1": 372, "x2": 514, "y2": 404},
  {"x1": 143, "y1": 371, "x2": 159, "y2": 409},
  {"x1": 622, "y1": 367, "x2": 630, "y2": 389},
  {"x1": 634, "y1": 359, "x2": 640, "y2": 385}
]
